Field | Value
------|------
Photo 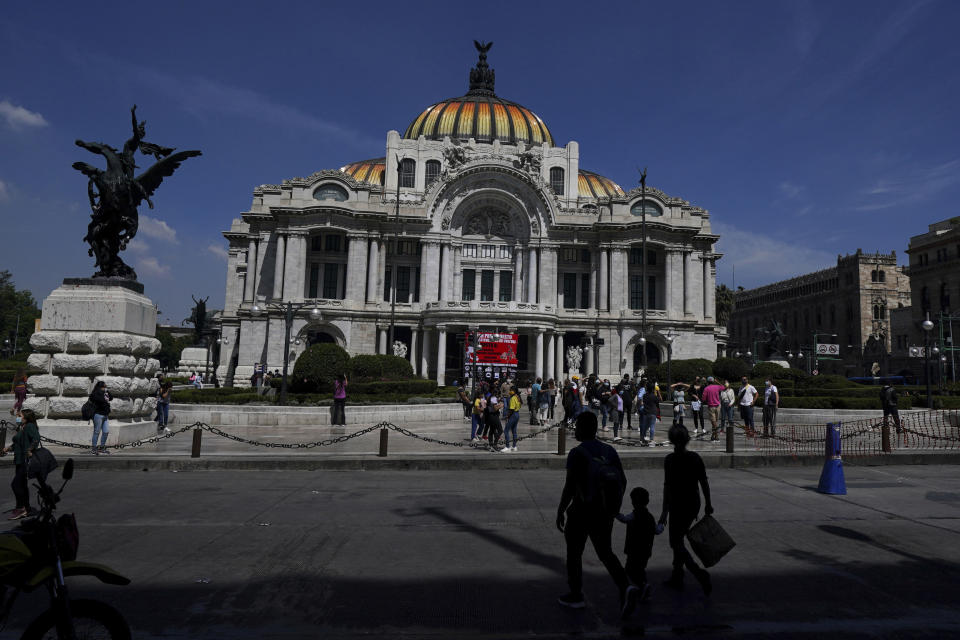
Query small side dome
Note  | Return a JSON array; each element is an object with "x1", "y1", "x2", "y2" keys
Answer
[
  {"x1": 340, "y1": 158, "x2": 385, "y2": 186},
  {"x1": 578, "y1": 170, "x2": 625, "y2": 198}
]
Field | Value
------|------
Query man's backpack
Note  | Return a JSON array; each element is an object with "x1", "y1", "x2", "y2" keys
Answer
[
  {"x1": 80, "y1": 400, "x2": 95, "y2": 421},
  {"x1": 577, "y1": 447, "x2": 624, "y2": 515}
]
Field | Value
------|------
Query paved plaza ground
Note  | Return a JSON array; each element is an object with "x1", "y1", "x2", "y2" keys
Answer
[{"x1": 3, "y1": 463, "x2": 959, "y2": 638}]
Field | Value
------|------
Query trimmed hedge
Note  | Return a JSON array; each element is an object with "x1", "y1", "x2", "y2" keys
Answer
[
  {"x1": 347, "y1": 379, "x2": 437, "y2": 395},
  {"x1": 645, "y1": 358, "x2": 713, "y2": 384},
  {"x1": 712, "y1": 357, "x2": 749, "y2": 383},
  {"x1": 291, "y1": 343, "x2": 350, "y2": 392},
  {"x1": 349, "y1": 354, "x2": 414, "y2": 382},
  {"x1": 777, "y1": 396, "x2": 910, "y2": 410}
]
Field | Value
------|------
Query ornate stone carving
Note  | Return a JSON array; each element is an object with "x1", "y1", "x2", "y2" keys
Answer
[
  {"x1": 443, "y1": 143, "x2": 467, "y2": 169},
  {"x1": 565, "y1": 346, "x2": 582, "y2": 373},
  {"x1": 512, "y1": 149, "x2": 542, "y2": 174},
  {"x1": 392, "y1": 340, "x2": 408, "y2": 358}
]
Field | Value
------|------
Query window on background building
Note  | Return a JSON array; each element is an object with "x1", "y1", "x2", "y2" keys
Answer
[
  {"x1": 581, "y1": 248, "x2": 591, "y2": 264},
  {"x1": 425, "y1": 160, "x2": 440, "y2": 184},
  {"x1": 941, "y1": 283, "x2": 951, "y2": 311},
  {"x1": 921, "y1": 286, "x2": 930, "y2": 311},
  {"x1": 630, "y1": 248, "x2": 643, "y2": 265},
  {"x1": 463, "y1": 244, "x2": 477, "y2": 257},
  {"x1": 312, "y1": 184, "x2": 348, "y2": 201},
  {"x1": 480, "y1": 245, "x2": 495, "y2": 258},
  {"x1": 323, "y1": 264, "x2": 339, "y2": 299},
  {"x1": 629, "y1": 200, "x2": 664, "y2": 217},
  {"x1": 629, "y1": 276, "x2": 643, "y2": 309},
  {"x1": 879, "y1": 270, "x2": 886, "y2": 282},
  {"x1": 562, "y1": 248, "x2": 578, "y2": 263},
  {"x1": 647, "y1": 276, "x2": 656, "y2": 309},
  {"x1": 580, "y1": 273, "x2": 590, "y2": 309},
  {"x1": 499, "y1": 270, "x2": 513, "y2": 301},
  {"x1": 400, "y1": 158, "x2": 416, "y2": 188},
  {"x1": 396, "y1": 266, "x2": 411, "y2": 302},
  {"x1": 499, "y1": 245, "x2": 513, "y2": 259},
  {"x1": 550, "y1": 167, "x2": 565, "y2": 195},
  {"x1": 462, "y1": 269, "x2": 475, "y2": 300},
  {"x1": 830, "y1": 305, "x2": 836, "y2": 328},
  {"x1": 846, "y1": 304, "x2": 854, "y2": 321},
  {"x1": 563, "y1": 273, "x2": 577, "y2": 309},
  {"x1": 816, "y1": 307, "x2": 822, "y2": 325},
  {"x1": 308, "y1": 264, "x2": 320, "y2": 298},
  {"x1": 311, "y1": 236, "x2": 323, "y2": 252},
  {"x1": 383, "y1": 267, "x2": 391, "y2": 302},
  {"x1": 648, "y1": 250, "x2": 657, "y2": 266},
  {"x1": 325, "y1": 235, "x2": 342, "y2": 252},
  {"x1": 480, "y1": 270, "x2": 494, "y2": 301},
  {"x1": 871, "y1": 270, "x2": 878, "y2": 283}
]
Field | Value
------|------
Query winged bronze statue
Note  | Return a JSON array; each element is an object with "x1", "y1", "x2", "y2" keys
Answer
[{"x1": 72, "y1": 105, "x2": 201, "y2": 279}]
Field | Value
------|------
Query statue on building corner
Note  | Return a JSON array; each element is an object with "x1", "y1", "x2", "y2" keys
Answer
[
  {"x1": 565, "y1": 346, "x2": 583, "y2": 374},
  {"x1": 392, "y1": 340, "x2": 408, "y2": 358}
]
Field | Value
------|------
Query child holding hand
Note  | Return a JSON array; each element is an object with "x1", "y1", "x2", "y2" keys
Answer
[{"x1": 616, "y1": 486, "x2": 660, "y2": 615}]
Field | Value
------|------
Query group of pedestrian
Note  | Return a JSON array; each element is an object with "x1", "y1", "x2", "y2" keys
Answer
[
  {"x1": 556, "y1": 412, "x2": 714, "y2": 615},
  {"x1": 559, "y1": 373, "x2": 663, "y2": 444}
]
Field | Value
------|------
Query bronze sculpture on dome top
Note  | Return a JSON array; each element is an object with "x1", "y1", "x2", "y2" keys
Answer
[{"x1": 72, "y1": 105, "x2": 202, "y2": 280}]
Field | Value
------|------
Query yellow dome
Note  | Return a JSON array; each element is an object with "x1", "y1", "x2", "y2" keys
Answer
[
  {"x1": 578, "y1": 170, "x2": 624, "y2": 198},
  {"x1": 403, "y1": 42, "x2": 554, "y2": 147}
]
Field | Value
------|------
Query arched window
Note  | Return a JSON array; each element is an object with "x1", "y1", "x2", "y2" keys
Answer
[
  {"x1": 878, "y1": 270, "x2": 886, "y2": 282},
  {"x1": 399, "y1": 158, "x2": 416, "y2": 188},
  {"x1": 941, "y1": 283, "x2": 950, "y2": 311},
  {"x1": 550, "y1": 167, "x2": 565, "y2": 195},
  {"x1": 425, "y1": 160, "x2": 441, "y2": 184},
  {"x1": 871, "y1": 270, "x2": 878, "y2": 283},
  {"x1": 312, "y1": 184, "x2": 348, "y2": 202},
  {"x1": 630, "y1": 200, "x2": 663, "y2": 217}
]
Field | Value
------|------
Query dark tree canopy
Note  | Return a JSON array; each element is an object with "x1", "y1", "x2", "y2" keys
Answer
[{"x1": 0, "y1": 270, "x2": 40, "y2": 361}]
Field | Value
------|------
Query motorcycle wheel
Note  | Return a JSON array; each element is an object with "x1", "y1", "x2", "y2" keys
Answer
[{"x1": 19, "y1": 598, "x2": 131, "y2": 640}]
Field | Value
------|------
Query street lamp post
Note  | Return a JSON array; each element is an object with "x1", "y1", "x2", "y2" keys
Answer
[
  {"x1": 922, "y1": 313, "x2": 934, "y2": 409},
  {"x1": 388, "y1": 155, "x2": 402, "y2": 352},
  {"x1": 639, "y1": 167, "x2": 648, "y2": 368},
  {"x1": 251, "y1": 301, "x2": 321, "y2": 405},
  {"x1": 665, "y1": 328, "x2": 675, "y2": 387}
]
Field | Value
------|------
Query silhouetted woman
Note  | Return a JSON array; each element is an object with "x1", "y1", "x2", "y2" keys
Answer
[{"x1": 658, "y1": 424, "x2": 713, "y2": 595}]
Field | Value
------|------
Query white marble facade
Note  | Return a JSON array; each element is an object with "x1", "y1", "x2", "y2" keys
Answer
[{"x1": 218, "y1": 50, "x2": 724, "y2": 386}]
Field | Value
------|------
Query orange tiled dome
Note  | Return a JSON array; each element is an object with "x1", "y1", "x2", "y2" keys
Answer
[
  {"x1": 340, "y1": 158, "x2": 385, "y2": 185},
  {"x1": 578, "y1": 170, "x2": 624, "y2": 198}
]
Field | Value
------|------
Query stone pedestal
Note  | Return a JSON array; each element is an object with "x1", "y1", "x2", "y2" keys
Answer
[
  {"x1": 177, "y1": 346, "x2": 208, "y2": 377},
  {"x1": 24, "y1": 280, "x2": 161, "y2": 441}
]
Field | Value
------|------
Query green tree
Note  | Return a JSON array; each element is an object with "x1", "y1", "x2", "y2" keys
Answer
[
  {"x1": 155, "y1": 328, "x2": 194, "y2": 371},
  {"x1": 715, "y1": 284, "x2": 735, "y2": 327},
  {"x1": 0, "y1": 270, "x2": 40, "y2": 361}
]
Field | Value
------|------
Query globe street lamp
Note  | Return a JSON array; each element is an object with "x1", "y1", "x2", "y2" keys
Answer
[
  {"x1": 665, "y1": 328, "x2": 676, "y2": 387},
  {"x1": 922, "y1": 313, "x2": 934, "y2": 409}
]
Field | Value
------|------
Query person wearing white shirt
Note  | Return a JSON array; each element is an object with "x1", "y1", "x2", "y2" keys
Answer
[
  {"x1": 737, "y1": 377, "x2": 758, "y2": 434},
  {"x1": 762, "y1": 380, "x2": 779, "y2": 436}
]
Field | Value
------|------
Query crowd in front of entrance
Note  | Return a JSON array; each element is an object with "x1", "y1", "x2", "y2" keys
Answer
[{"x1": 456, "y1": 372, "x2": 784, "y2": 452}]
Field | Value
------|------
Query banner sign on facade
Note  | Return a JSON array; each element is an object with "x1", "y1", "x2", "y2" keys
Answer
[
  {"x1": 815, "y1": 344, "x2": 840, "y2": 356},
  {"x1": 464, "y1": 331, "x2": 519, "y2": 378}
]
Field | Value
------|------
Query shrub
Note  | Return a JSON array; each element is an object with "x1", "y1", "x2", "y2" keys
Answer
[
  {"x1": 348, "y1": 380, "x2": 437, "y2": 395},
  {"x1": 777, "y1": 395, "x2": 911, "y2": 410},
  {"x1": 800, "y1": 374, "x2": 859, "y2": 389},
  {"x1": 349, "y1": 354, "x2": 415, "y2": 382},
  {"x1": 655, "y1": 358, "x2": 713, "y2": 385},
  {"x1": 750, "y1": 362, "x2": 791, "y2": 381},
  {"x1": 291, "y1": 343, "x2": 350, "y2": 392},
  {"x1": 712, "y1": 357, "x2": 749, "y2": 383}
]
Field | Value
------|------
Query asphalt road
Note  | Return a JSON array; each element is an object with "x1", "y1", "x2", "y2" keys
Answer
[{"x1": 3, "y1": 463, "x2": 960, "y2": 639}]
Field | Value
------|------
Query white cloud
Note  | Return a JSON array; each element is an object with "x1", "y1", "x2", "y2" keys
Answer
[
  {"x1": 713, "y1": 221, "x2": 836, "y2": 290},
  {"x1": 138, "y1": 215, "x2": 178, "y2": 244},
  {"x1": 0, "y1": 179, "x2": 9, "y2": 201},
  {"x1": 778, "y1": 181, "x2": 803, "y2": 199},
  {"x1": 136, "y1": 256, "x2": 171, "y2": 278},
  {"x1": 126, "y1": 238, "x2": 149, "y2": 253},
  {"x1": 207, "y1": 243, "x2": 228, "y2": 260},
  {"x1": 855, "y1": 159, "x2": 960, "y2": 212},
  {"x1": 0, "y1": 100, "x2": 49, "y2": 129}
]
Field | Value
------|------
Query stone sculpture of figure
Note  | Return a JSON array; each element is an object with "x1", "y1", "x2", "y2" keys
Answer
[
  {"x1": 392, "y1": 340, "x2": 408, "y2": 358},
  {"x1": 183, "y1": 295, "x2": 209, "y2": 345},
  {"x1": 755, "y1": 320, "x2": 787, "y2": 358},
  {"x1": 72, "y1": 105, "x2": 202, "y2": 280},
  {"x1": 566, "y1": 346, "x2": 583, "y2": 374},
  {"x1": 513, "y1": 149, "x2": 541, "y2": 174},
  {"x1": 442, "y1": 143, "x2": 467, "y2": 169}
]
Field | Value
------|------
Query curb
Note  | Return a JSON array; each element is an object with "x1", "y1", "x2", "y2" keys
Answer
[{"x1": 21, "y1": 450, "x2": 960, "y2": 472}]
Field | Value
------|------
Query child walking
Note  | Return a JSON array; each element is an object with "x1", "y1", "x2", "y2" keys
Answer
[{"x1": 616, "y1": 486, "x2": 659, "y2": 616}]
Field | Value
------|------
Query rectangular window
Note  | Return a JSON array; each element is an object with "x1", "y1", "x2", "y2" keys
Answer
[
  {"x1": 481, "y1": 245, "x2": 495, "y2": 258},
  {"x1": 323, "y1": 263, "x2": 339, "y2": 299},
  {"x1": 647, "y1": 250, "x2": 657, "y2": 266},
  {"x1": 311, "y1": 236, "x2": 323, "y2": 252},
  {"x1": 499, "y1": 270, "x2": 513, "y2": 301},
  {"x1": 463, "y1": 244, "x2": 477, "y2": 258},
  {"x1": 396, "y1": 266, "x2": 411, "y2": 302},
  {"x1": 580, "y1": 273, "x2": 591, "y2": 309},
  {"x1": 400, "y1": 158, "x2": 415, "y2": 188},
  {"x1": 629, "y1": 248, "x2": 642, "y2": 265},
  {"x1": 425, "y1": 160, "x2": 440, "y2": 184},
  {"x1": 550, "y1": 167, "x2": 565, "y2": 195},
  {"x1": 629, "y1": 275, "x2": 643, "y2": 310},
  {"x1": 562, "y1": 248, "x2": 578, "y2": 263},
  {"x1": 480, "y1": 270, "x2": 495, "y2": 301},
  {"x1": 462, "y1": 269, "x2": 475, "y2": 301},
  {"x1": 647, "y1": 275, "x2": 656, "y2": 309},
  {"x1": 563, "y1": 273, "x2": 577, "y2": 309},
  {"x1": 499, "y1": 245, "x2": 513, "y2": 259},
  {"x1": 308, "y1": 264, "x2": 320, "y2": 298},
  {"x1": 383, "y1": 267, "x2": 391, "y2": 302},
  {"x1": 324, "y1": 235, "x2": 341, "y2": 252},
  {"x1": 581, "y1": 249, "x2": 591, "y2": 264}
]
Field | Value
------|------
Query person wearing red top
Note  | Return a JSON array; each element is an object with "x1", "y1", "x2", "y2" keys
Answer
[{"x1": 701, "y1": 377, "x2": 725, "y2": 441}]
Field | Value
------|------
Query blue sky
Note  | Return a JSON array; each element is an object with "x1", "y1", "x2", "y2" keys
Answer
[{"x1": 2, "y1": 0, "x2": 958, "y2": 324}]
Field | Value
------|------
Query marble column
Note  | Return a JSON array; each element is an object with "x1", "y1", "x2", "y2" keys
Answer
[
  {"x1": 492, "y1": 271, "x2": 501, "y2": 302},
  {"x1": 366, "y1": 238, "x2": 380, "y2": 304},
  {"x1": 540, "y1": 247, "x2": 558, "y2": 309},
  {"x1": 378, "y1": 239, "x2": 388, "y2": 304},
  {"x1": 611, "y1": 248, "x2": 628, "y2": 310},
  {"x1": 535, "y1": 330, "x2": 544, "y2": 380},
  {"x1": 409, "y1": 329, "x2": 419, "y2": 375},
  {"x1": 555, "y1": 332, "x2": 565, "y2": 381},
  {"x1": 244, "y1": 237, "x2": 258, "y2": 302},
  {"x1": 599, "y1": 248, "x2": 609, "y2": 311},
  {"x1": 421, "y1": 328, "x2": 432, "y2": 380},
  {"x1": 272, "y1": 234, "x2": 286, "y2": 300},
  {"x1": 546, "y1": 333, "x2": 555, "y2": 383},
  {"x1": 282, "y1": 233, "x2": 306, "y2": 302},
  {"x1": 589, "y1": 251, "x2": 599, "y2": 309},
  {"x1": 585, "y1": 343, "x2": 594, "y2": 376},
  {"x1": 666, "y1": 250, "x2": 683, "y2": 319},
  {"x1": 683, "y1": 251, "x2": 693, "y2": 315},
  {"x1": 452, "y1": 245, "x2": 462, "y2": 302},
  {"x1": 378, "y1": 327, "x2": 387, "y2": 354},
  {"x1": 474, "y1": 270, "x2": 482, "y2": 301},
  {"x1": 436, "y1": 328, "x2": 447, "y2": 386},
  {"x1": 440, "y1": 243, "x2": 452, "y2": 301},
  {"x1": 511, "y1": 248, "x2": 522, "y2": 302},
  {"x1": 346, "y1": 234, "x2": 368, "y2": 302},
  {"x1": 526, "y1": 247, "x2": 538, "y2": 303},
  {"x1": 422, "y1": 242, "x2": 441, "y2": 303},
  {"x1": 704, "y1": 259, "x2": 715, "y2": 322}
]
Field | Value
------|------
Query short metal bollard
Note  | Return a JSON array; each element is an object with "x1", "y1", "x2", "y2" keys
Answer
[
  {"x1": 726, "y1": 425, "x2": 734, "y2": 453},
  {"x1": 557, "y1": 423, "x2": 566, "y2": 456},
  {"x1": 881, "y1": 418, "x2": 891, "y2": 453},
  {"x1": 378, "y1": 428, "x2": 389, "y2": 457},
  {"x1": 191, "y1": 429, "x2": 202, "y2": 458}
]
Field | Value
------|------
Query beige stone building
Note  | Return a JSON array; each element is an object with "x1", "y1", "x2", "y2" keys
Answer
[
  {"x1": 216, "y1": 45, "x2": 725, "y2": 386},
  {"x1": 729, "y1": 250, "x2": 910, "y2": 374}
]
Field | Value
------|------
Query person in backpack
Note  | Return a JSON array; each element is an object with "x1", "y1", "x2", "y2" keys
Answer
[
  {"x1": 88, "y1": 380, "x2": 112, "y2": 455},
  {"x1": 658, "y1": 424, "x2": 714, "y2": 595},
  {"x1": 503, "y1": 388, "x2": 522, "y2": 452},
  {"x1": 470, "y1": 391, "x2": 484, "y2": 443},
  {"x1": 880, "y1": 382, "x2": 901, "y2": 433},
  {"x1": 486, "y1": 392, "x2": 504, "y2": 452},
  {"x1": 618, "y1": 375, "x2": 635, "y2": 431},
  {"x1": 538, "y1": 379, "x2": 552, "y2": 425},
  {"x1": 3, "y1": 408, "x2": 40, "y2": 520},
  {"x1": 762, "y1": 379, "x2": 779, "y2": 437},
  {"x1": 608, "y1": 388, "x2": 623, "y2": 442},
  {"x1": 556, "y1": 412, "x2": 634, "y2": 612},
  {"x1": 156, "y1": 381, "x2": 173, "y2": 434}
]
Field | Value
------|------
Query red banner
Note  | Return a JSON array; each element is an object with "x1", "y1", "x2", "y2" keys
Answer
[{"x1": 465, "y1": 332, "x2": 519, "y2": 366}]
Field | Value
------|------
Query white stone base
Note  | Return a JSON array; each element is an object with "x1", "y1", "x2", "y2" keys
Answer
[
  {"x1": 39, "y1": 419, "x2": 161, "y2": 446},
  {"x1": 176, "y1": 347, "x2": 208, "y2": 377}
]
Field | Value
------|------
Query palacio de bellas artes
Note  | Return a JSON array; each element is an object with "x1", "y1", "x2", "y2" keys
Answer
[{"x1": 217, "y1": 43, "x2": 724, "y2": 386}]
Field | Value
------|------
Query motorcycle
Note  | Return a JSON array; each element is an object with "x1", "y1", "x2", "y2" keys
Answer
[{"x1": 0, "y1": 458, "x2": 131, "y2": 639}]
